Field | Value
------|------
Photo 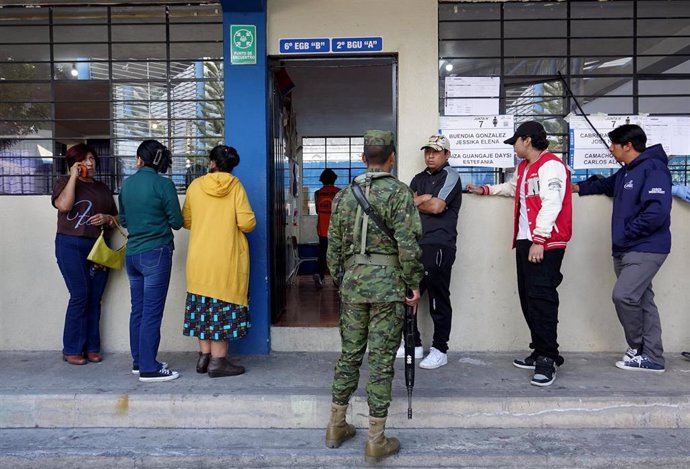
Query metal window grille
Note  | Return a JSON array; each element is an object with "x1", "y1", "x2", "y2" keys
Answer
[
  {"x1": 0, "y1": 4, "x2": 224, "y2": 195},
  {"x1": 439, "y1": 0, "x2": 690, "y2": 184}
]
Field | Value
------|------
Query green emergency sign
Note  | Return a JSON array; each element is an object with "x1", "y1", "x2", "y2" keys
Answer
[{"x1": 230, "y1": 25, "x2": 257, "y2": 65}]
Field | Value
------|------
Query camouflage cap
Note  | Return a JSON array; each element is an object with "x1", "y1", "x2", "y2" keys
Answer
[
  {"x1": 421, "y1": 134, "x2": 451, "y2": 152},
  {"x1": 363, "y1": 130, "x2": 394, "y2": 147}
]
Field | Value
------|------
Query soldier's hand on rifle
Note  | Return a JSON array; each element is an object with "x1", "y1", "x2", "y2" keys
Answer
[{"x1": 404, "y1": 288, "x2": 421, "y2": 308}]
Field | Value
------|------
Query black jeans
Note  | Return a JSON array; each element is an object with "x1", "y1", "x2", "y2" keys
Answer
[
  {"x1": 317, "y1": 236, "x2": 328, "y2": 279},
  {"x1": 516, "y1": 240, "x2": 565, "y2": 363},
  {"x1": 413, "y1": 244, "x2": 456, "y2": 353}
]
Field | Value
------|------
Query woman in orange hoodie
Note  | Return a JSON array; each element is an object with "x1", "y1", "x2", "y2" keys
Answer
[{"x1": 182, "y1": 145, "x2": 256, "y2": 377}]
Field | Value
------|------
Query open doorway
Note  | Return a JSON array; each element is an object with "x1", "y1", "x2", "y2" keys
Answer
[{"x1": 269, "y1": 56, "x2": 397, "y2": 327}]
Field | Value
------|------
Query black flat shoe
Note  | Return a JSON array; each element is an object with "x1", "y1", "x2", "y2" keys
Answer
[
  {"x1": 196, "y1": 352, "x2": 211, "y2": 373},
  {"x1": 208, "y1": 357, "x2": 245, "y2": 378}
]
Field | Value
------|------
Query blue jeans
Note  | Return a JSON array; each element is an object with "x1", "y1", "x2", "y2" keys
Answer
[
  {"x1": 126, "y1": 244, "x2": 173, "y2": 373},
  {"x1": 55, "y1": 234, "x2": 110, "y2": 355}
]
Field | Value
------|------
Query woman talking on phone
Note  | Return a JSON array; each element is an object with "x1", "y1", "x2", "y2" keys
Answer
[{"x1": 52, "y1": 143, "x2": 118, "y2": 365}]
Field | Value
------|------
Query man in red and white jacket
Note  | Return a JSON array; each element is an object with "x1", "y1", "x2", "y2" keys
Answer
[{"x1": 467, "y1": 120, "x2": 572, "y2": 387}]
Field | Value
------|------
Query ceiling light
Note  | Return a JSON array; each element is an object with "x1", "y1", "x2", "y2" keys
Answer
[
  {"x1": 70, "y1": 64, "x2": 78, "y2": 77},
  {"x1": 445, "y1": 63, "x2": 454, "y2": 72}
]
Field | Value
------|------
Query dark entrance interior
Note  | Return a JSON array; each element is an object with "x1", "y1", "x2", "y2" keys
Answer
[{"x1": 268, "y1": 56, "x2": 397, "y2": 327}]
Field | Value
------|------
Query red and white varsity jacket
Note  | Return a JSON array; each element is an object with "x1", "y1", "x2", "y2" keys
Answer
[{"x1": 480, "y1": 151, "x2": 572, "y2": 250}]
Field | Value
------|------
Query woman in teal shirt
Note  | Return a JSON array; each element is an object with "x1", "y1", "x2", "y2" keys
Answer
[{"x1": 119, "y1": 140, "x2": 183, "y2": 382}]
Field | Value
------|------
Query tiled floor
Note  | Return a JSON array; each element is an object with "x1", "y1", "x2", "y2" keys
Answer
[{"x1": 273, "y1": 275, "x2": 340, "y2": 327}]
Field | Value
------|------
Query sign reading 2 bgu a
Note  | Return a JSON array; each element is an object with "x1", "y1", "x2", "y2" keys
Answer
[{"x1": 231, "y1": 25, "x2": 257, "y2": 65}]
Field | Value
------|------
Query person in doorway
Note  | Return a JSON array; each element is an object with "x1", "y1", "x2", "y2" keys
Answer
[
  {"x1": 119, "y1": 140, "x2": 183, "y2": 382},
  {"x1": 574, "y1": 124, "x2": 671, "y2": 373},
  {"x1": 52, "y1": 143, "x2": 119, "y2": 365},
  {"x1": 467, "y1": 121, "x2": 571, "y2": 387},
  {"x1": 396, "y1": 134, "x2": 462, "y2": 369},
  {"x1": 182, "y1": 145, "x2": 256, "y2": 378},
  {"x1": 313, "y1": 168, "x2": 340, "y2": 289},
  {"x1": 325, "y1": 130, "x2": 423, "y2": 462}
]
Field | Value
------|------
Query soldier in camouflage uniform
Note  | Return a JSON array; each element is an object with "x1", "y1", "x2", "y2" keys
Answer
[{"x1": 324, "y1": 130, "x2": 423, "y2": 463}]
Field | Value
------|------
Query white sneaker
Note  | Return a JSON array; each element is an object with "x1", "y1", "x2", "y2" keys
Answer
[
  {"x1": 419, "y1": 347, "x2": 448, "y2": 369},
  {"x1": 395, "y1": 343, "x2": 423, "y2": 359}
]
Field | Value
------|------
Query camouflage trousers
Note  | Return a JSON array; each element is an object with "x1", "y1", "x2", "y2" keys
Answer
[{"x1": 331, "y1": 301, "x2": 403, "y2": 418}]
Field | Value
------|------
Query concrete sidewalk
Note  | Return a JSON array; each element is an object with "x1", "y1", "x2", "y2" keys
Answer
[
  {"x1": 2, "y1": 351, "x2": 690, "y2": 429},
  {"x1": 4, "y1": 427, "x2": 690, "y2": 468}
]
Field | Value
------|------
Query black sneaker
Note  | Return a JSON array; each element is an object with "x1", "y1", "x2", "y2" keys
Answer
[
  {"x1": 513, "y1": 354, "x2": 537, "y2": 369},
  {"x1": 139, "y1": 367, "x2": 179, "y2": 382},
  {"x1": 530, "y1": 356, "x2": 556, "y2": 387},
  {"x1": 132, "y1": 361, "x2": 168, "y2": 375},
  {"x1": 682, "y1": 351, "x2": 690, "y2": 361},
  {"x1": 615, "y1": 354, "x2": 665, "y2": 373}
]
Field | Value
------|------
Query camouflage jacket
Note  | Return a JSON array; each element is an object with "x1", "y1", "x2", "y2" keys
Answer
[{"x1": 327, "y1": 168, "x2": 423, "y2": 303}]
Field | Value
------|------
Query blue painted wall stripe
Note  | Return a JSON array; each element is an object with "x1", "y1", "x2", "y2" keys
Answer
[{"x1": 221, "y1": 0, "x2": 270, "y2": 354}]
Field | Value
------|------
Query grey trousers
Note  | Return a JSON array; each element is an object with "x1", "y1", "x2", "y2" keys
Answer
[{"x1": 612, "y1": 251, "x2": 668, "y2": 366}]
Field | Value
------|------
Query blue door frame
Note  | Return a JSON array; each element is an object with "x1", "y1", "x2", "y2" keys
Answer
[{"x1": 220, "y1": 0, "x2": 270, "y2": 354}]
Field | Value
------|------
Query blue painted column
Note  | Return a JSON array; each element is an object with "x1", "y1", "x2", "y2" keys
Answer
[{"x1": 220, "y1": 0, "x2": 270, "y2": 354}]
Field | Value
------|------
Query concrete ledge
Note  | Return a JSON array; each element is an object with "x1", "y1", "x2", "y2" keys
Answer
[
  {"x1": 3, "y1": 394, "x2": 690, "y2": 429},
  {"x1": 3, "y1": 351, "x2": 690, "y2": 430},
  {"x1": 270, "y1": 326, "x2": 341, "y2": 352}
]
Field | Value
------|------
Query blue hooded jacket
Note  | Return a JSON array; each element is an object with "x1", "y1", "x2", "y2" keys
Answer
[{"x1": 577, "y1": 143, "x2": 671, "y2": 256}]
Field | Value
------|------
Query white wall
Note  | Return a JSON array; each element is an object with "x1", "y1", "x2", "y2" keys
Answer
[
  {"x1": 2, "y1": 0, "x2": 690, "y2": 354},
  {"x1": 3, "y1": 195, "x2": 690, "y2": 353},
  {"x1": 0, "y1": 196, "x2": 195, "y2": 353},
  {"x1": 440, "y1": 195, "x2": 690, "y2": 353}
]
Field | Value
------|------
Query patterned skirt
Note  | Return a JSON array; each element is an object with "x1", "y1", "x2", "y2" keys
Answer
[{"x1": 183, "y1": 293, "x2": 251, "y2": 341}]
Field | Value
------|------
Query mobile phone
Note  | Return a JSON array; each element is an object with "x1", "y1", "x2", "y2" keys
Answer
[{"x1": 78, "y1": 165, "x2": 88, "y2": 177}]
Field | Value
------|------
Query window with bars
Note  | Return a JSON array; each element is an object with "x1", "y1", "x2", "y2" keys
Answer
[
  {"x1": 439, "y1": 0, "x2": 690, "y2": 185},
  {"x1": 301, "y1": 136, "x2": 365, "y2": 215},
  {"x1": 0, "y1": 4, "x2": 223, "y2": 195}
]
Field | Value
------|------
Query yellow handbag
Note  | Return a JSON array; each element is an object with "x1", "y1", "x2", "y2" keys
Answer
[{"x1": 87, "y1": 222, "x2": 127, "y2": 270}]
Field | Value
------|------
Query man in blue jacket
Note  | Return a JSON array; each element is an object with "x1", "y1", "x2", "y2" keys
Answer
[{"x1": 574, "y1": 124, "x2": 671, "y2": 373}]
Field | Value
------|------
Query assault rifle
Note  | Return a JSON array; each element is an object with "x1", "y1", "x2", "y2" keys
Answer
[{"x1": 404, "y1": 297, "x2": 416, "y2": 419}]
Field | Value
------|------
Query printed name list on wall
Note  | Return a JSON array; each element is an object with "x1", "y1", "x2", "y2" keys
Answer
[
  {"x1": 439, "y1": 115, "x2": 515, "y2": 168},
  {"x1": 279, "y1": 37, "x2": 383, "y2": 54},
  {"x1": 568, "y1": 115, "x2": 690, "y2": 169}
]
